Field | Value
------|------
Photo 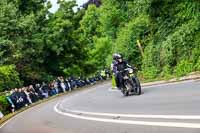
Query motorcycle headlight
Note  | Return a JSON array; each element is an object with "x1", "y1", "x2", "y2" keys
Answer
[
  {"x1": 123, "y1": 76, "x2": 129, "y2": 79},
  {"x1": 128, "y1": 69, "x2": 133, "y2": 73}
]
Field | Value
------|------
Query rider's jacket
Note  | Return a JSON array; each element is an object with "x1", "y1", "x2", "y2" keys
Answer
[{"x1": 111, "y1": 60, "x2": 132, "y2": 74}]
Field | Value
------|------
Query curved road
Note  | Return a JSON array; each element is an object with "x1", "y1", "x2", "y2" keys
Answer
[{"x1": 1, "y1": 80, "x2": 200, "y2": 133}]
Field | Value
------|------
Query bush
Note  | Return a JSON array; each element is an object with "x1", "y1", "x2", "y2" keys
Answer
[
  {"x1": 195, "y1": 59, "x2": 200, "y2": 71},
  {"x1": 161, "y1": 65, "x2": 173, "y2": 79},
  {"x1": 0, "y1": 65, "x2": 22, "y2": 92},
  {"x1": 40, "y1": 73, "x2": 55, "y2": 83},
  {"x1": 174, "y1": 60, "x2": 193, "y2": 77},
  {"x1": 142, "y1": 66, "x2": 158, "y2": 79},
  {"x1": 0, "y1": 95, "x2": 10, "y2": 115}
]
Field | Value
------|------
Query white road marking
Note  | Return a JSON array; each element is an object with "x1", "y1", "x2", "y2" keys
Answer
[
  {"x1": 54, "y1": 103, "x2": 200, "y2": 129},
  {"x1": 63, "y1": 109, "x2": 200, "y2": 120}
]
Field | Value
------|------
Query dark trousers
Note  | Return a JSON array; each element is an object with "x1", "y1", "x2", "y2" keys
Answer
[{"x1": 115, "y1": 72, "x2": 123, "y2": 89}]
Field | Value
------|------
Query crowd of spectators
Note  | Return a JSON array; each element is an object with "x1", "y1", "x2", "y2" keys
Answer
[{"x1": 4, "y1": 70, "x2": 111, "y2": 114}]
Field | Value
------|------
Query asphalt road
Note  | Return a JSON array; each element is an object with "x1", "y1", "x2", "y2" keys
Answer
[{"x1": 1, "y1": 79, "x2": 200, "y2": 133}]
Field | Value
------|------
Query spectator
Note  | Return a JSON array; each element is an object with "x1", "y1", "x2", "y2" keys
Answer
[
  {"x1": 10, "y1": 89, "x2": 20, "y2": 110},
  {"x1": 41, "y1": 82, "x2": 49, "y2": 98},
  {"x1": 21, "y1": 87, "x2": 30, "y2": 106},
  {"x1": 53, "y1": 80, "x2": 59, "y2": 94},
  {"x1": 49, "y1": 83, "x2": 57, "y2": 96},
  {"x1": 27, "y1": 86, "x2": 38, "y2": 103},
  {"x1": 17, "y1": 88, "x2": 26, "y2": 108},
  {"x1": 6, "y1": 92, "x2": 15, "y2": 113},
  {"x1": 65, "y1": 78, "x2": 72, "y2": 91},
  {"x1": 56, "y1": 77, "x2": 62, "y2": 93},
  {"x1": 2, "y1": 73, "x2": 106, "y2": 115},
  {"x1": 60, "y1": 77, "x2": 66, "y2": 92},
  {"x1": 35, "y1": 84, "x2": 44, "y2": 100},
  {"x1": 0, "y1": 111, "x2": 3, "y2": 119},
  {"x1": 24, "y1": 87, "x2": 32, "y2": 104}
]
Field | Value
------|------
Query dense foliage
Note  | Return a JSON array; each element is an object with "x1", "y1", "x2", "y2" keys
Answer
[
  {"x1": 0, "y1": 0, "x2": 199, "y2": 91},
  {"x1": 0, "y1": 65, "x2": 22, "y2": 92},
  {"x1": 0, "y1": 95, "x2": 10, "y2": 114},
  {"x1": 83, "y1": 0, "x2": 200, "y2": 79}
]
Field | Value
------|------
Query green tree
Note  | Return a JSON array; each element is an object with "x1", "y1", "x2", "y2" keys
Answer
[{"x1": 0, "y1": 65, "x2": 22, "y2": 92}]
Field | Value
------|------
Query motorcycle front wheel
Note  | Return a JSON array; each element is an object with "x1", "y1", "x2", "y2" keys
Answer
[
  {"x1": 133, "y1": 77, "x2": 141, "y2": 95},
  {"x1": 121, "y1": 88, "x2": 128, "y2": 96},
  {"x1": 123, "y1": 80, "x2": 134, "y2": 96}
]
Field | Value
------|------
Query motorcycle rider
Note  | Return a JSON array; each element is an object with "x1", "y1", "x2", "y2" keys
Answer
[{"x1": 111, "y1": 53, "x2": 133, "y2": 90}]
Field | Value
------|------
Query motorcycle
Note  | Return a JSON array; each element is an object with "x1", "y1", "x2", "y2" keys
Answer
[{"x1": 120, "y1": 68, "x2": 141, "y2": 96}]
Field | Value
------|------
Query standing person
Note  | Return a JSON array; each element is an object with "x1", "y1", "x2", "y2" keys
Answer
[
  {"x1": 6, "y1": 92, "x2": 15, "y2": 113},
  {"x1": 28, "y1": 85, "x2": 39, "y2": 103},
  {"x1": 24, "y1": 87, "x2": 32, "y2": 104},
  {"x1": 0, "y1": 110, "x2": 3, "y2": 119},
  {"x1": 60, "y1": 77, "x2": 66, "y2": 92},
  {"x1": 41, "y1": 82, "x2": 49, "y2": 98},
  {"x1": 35, "y1": 84, "x2": 44, "y2": 100},
  {"x1": 111, "y1": 54, "x2": 119, "y2": 89},
  {"x1": 18, "y1": 88, "x2": 26, "y2": 108},
  {"x1": 10, "y1": 88, "x2": 20, "y2": 110},
  {"x1": 56, "y1": 77, "x2": 62, "y2": 93},
  {"x1": 53, "y1": 80, "x2": 59, "y2": 94},
  {"x1": 49, "y1": 82, "x2": 57, "y2": 96},
  {"x1": 21, "y1": 87, "x2": 30, "y2": 106},
  {"x1": 65, "y1": 78, "x2": 71, "y2": 91}
]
